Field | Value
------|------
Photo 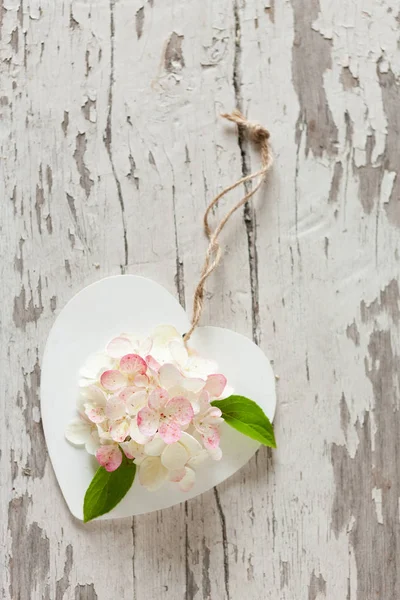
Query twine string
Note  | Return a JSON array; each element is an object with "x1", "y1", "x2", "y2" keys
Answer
[{"x1": 183, "y1": 110, "x2": 273, "y2": 344}]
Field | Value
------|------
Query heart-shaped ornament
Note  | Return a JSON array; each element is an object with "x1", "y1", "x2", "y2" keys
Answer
[{"x1": 41, "y1": 275, "x2": 276, "y2": 520}]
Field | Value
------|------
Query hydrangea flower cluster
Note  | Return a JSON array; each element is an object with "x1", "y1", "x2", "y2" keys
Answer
[{"x1": 65, "y1": 325, "x2": 231, "y2": 492}]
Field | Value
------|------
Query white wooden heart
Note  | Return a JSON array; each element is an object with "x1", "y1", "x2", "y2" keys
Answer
[{"x1": 41, "y1": 275, "x2": 276, "y2": 520}]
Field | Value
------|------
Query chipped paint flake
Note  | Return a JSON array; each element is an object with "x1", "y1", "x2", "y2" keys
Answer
[
  {"x1": 164, "y1": 32, "x2": 185, "y2": 74},
  {"x1": 372, "y1": 487, "x2": 384, "y2": 525}
]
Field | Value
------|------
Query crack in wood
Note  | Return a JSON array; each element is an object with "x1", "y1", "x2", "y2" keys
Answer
[
  {"x1": 233, "y1": 0, "x2": 261, "y2": 346},
  {"x1": 104, "y1": 0, "x2": 129, "y2": 272},
  {"x1": 213, "y1": 487, "x2": 230, "y2": 599}
]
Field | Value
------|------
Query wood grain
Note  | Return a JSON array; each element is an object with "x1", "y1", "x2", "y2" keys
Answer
[{"x1": 1, "y1": 0, "x2": 400, "y2": 598}]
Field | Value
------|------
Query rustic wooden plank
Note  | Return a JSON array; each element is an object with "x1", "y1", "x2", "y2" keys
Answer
[{"x1": 1, "y1": 0, "x2": 400, "y2": 599}]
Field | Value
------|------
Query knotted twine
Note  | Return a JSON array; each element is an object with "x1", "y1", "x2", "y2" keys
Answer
[{"x1": 183, "y1": 110, "x2": 272, "y2": 344}]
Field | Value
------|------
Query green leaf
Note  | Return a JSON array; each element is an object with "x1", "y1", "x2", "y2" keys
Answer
[
  {"x1": 83, "y1": 455, "x2": 136, "y2": 523},
  {"x1": 211, "y1": 395, "x2": 276, "y2": 448}
]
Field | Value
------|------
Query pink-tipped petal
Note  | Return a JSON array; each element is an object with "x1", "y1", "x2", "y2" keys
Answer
[
  {"x1": 106, "y1": 336, "x2": 133, "y2": 358},
  {"x1": 165, "y1": 396, "x2": 194, "y2": 426},
  {"x1": 109, "y1": 419, "x2": 130, "y2": 443},
  {"x1": 96, "y1": 445, "x2": 122, "y2": 472},
  {"x1": 148, "y1": 387, "x2": 168, "y2": 410},
  {"x1": 120, "y1": 440, "x2": 144, "y2": 461},
  {"x1": 118, "y1": 386, "x2": 137, "y2": 401},
  {"x1": 158, "y1": 420, "x2": 182, "y2": 444},
  {"x1": 169, "y1": 468, "x2": 186, "y2": 483},
  {"x1": 137, "y1": 406, "x2": 160, "y2": 437},
  {"x1": 204, "y1": 407, "x2": 223, "y2": 422},
  {"x1": 178, "y1": 467, "x2": 196, "y2": 492},
  {"x1": 134, "y1": 374, "x2": 149, "y2": 388},
  {"x1": 100, "y1": 369, "x2": 126, "y2": 391},
  {"x1": 145, "y1": 355, "x2": 161, "y2": 373},
  {"x1": 105, "y1": 396, "x2": 126, "y2": 420},
  {"x1": 119, "y1": 353, "x2": 147, "y2": 375},
  {"x1": 201, "y1": 425, "x2": 220, "y2": 450},
  {"x1": 197, "y1": 390, "x2": 211, "y2": 413},
  {"x1": 129, "y1": 419, "x2": 150, "y2": 445},
  {"x1": 204, "y1": 374, "x2": 227, "y2": 398},
  {"x1": 84, "y1": 404, "x2": 106, "y2": 424}
]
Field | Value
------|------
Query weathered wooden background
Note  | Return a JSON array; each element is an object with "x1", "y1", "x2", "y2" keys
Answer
[{"x1": 1, "y1": 0, "x2": 400, "y2": 598}]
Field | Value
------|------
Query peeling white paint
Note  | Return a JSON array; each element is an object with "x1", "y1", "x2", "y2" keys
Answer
[{"x1": 372, "y1": 487, "x2": 384, "y2": 525}]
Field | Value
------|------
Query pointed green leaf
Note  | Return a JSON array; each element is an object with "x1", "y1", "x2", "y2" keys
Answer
[
  {"x1": 83, "y1": 455, "x2": 136, "y2": 522},
  {"x1": 211, "y1": 395, "x2": 276, "y2": 448}
]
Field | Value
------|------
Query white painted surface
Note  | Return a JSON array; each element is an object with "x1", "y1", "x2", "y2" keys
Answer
[{"x1": 1, "y1": 0, "x2": 400, "y2": 598}]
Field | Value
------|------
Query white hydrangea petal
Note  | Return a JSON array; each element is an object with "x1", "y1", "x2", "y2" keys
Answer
[
  {"x1": 139, "y1": 337, "x2": 153, "y2": 356},
  {"x1": 207, "y1": 446, "x2": 222, "y2": 461},
  {"x1": 106, "y1": 336, "x2": 133, "y2": 358},
  {"x1": 181, "y1": 377, "x2": 205, "y2": 393},
  {"x1": 79, "y1": 353, "x2": 114, "y2": 379},
  {"x1": 178, "y1": 467, "x2": 196, "y2": 492},
  {"x1": 139, "y1": 456, "x2": 169, "y2": 491},
  {"x1": 85, "y1": 430, "x2": 101, "y2": 455},
  {"x1": 159, "y1": 364, "x2": 182, "y2": 390},
  {"x1": 65, "y1": 418, "x2": 92, "y2": 446},
  {"x1": 191, "y1": 398, "x2": 201, "y2": 415},
  {"x1": 185, "y1": 356, "x2": 218, "y2": 379},
  {"x1": 152, "y1": 325, "x2": 181, "y2": 346},
  {"x1": 105, "y1": 396, "x2": 126, "y2": 420},
  {"x1": 187, "y1": 449, "x2": 209, "y2": 467},
  {"x1": 161, "y1": 442, "x2": 189, "y2": 471},
  {"x1": 151, "y1": 326, "x2": 182, "y2": 364},
  {"x1": 144, "y1": 436, "x2": 166, "y2": 457},
  {"x1": 81, "y1": 385, "x2": 107, "y2": 406},
  {"x1": 125, "y1": 390, "x2": 148, "y2": 415},
  {"x1": 120, "y1": 439, "x2": 144, "y2": 461},
  {"x1": 97, "y1": 423, "x2": 112, "y2": 442},
  {"x1": 167, "y1": 385, "x2": 192, "y2": 400},
  {"x1": 76, "y1": 392, "x2": 87, "y2": 415},
  {"x1": 169, "y1": 340, "x2": 188, "y2": 367},
  {"x1": 179, "y1": 432, "x2": 203, "y2": 457}
]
